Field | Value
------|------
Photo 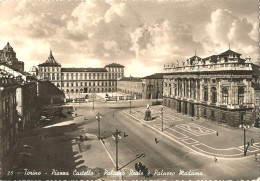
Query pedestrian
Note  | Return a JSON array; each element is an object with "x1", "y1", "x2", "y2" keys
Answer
[
  {"x1": 155, "y1": 137, "x2": 159, "y2": 144},
  {"x1": 216, "y1": 131, "x2": 219, "y2": 136},
  {"x1": 255, "y1": 153, "x2": 258, "y2": 161},
  {"x1": 251, "y1": 138, "x2": 254, "y2": 146},
  {"x1": 113, "y1": 113, "x2": 115, "y2": 116},
  {"x1": 191, "y1": 118, "x2": 193, "y2": 121},
  {"x1": 214, "y1": 155, "x2": 217, "y2": 163}
]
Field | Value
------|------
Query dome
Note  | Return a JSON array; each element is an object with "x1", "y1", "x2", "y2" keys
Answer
[{"x1": 29, "y1": 66, "x2": 38, "y2": 72}]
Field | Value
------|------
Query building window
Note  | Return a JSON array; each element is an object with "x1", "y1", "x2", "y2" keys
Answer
[
  {"x1": 222, "y1": 87, "x2": 228, "y2": 104},
  {"x1": 238, "y1": 87, "x2": 244, "y2": 105},
  {"x1": 67, "y1": 83, "x2": 69, "y2": 87},
  {"x1": 203, "y1": 86, "x2": 208, "y2": 101},
  {"x1": 211, "y1": 87, "x2": 217, "y2": 103},
  {"x1": 71, "y1": 83, "x2": 73, "y2": 87}
]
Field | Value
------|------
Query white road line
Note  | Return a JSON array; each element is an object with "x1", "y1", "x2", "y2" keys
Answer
[
  {"x1": 191, "y1": 144, "x2": 244, "y2": 157},
  {"x1": 181, "y1": 138, "x2": 199, "y2": 144},
  {"x1": 100, "y1": 140, "x2": 116, "y2": 167},
  {"x1": 122, "y1": 110, "x2": 256, "y2": 160}
]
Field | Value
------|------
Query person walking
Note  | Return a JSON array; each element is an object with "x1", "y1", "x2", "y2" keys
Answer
[
  {"x1": 155, "y1": 137, "x2": 159, "y2": 144},
  {"x1": 214, "y1": 155, "x2": 217, "y2": 163},
  {"x1": 216, "y1": 131, "x2": 219, "y2": 136},
  {"x1": 251, "y1": 138, "x2": 254, "y2": 146},
  {"x1": 255, "y1": 153, "x2": 258, "y2": 161}
]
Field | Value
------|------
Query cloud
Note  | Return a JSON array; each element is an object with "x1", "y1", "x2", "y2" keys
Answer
[
  {"x1": 0, "y1": 1, "x2": 258, "y2": 77},
  {"x1": 131, "y1": 20, "x2": 203, "y2": 62},
  {"x1": 204, "y1": 9, "x2": 258, "y2": 60}
]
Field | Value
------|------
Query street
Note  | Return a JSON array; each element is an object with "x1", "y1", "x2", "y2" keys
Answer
[{"x1": 3, "y1": 96, "x2": 260, "y2": 180}]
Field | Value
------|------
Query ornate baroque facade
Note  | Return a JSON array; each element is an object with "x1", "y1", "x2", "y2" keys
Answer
[
  {"x1": 163, "y1": 49, "x2": 256, "y2": 127},
  {"x1": 38, "y1": 51, "x2": 124, "y2": 94},
  {"x1": 0, "y1": 42, "x2": 24, "y2": 72}
]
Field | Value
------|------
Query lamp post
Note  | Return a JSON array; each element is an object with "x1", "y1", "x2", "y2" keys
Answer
[
  {"x1": 96, "y1": 113, "x2": 102, "y2": 140},
  {"x1": 129, "y1": 99, "x2": 132, "y2": 114},
  {"x1": 112, "y1": 129, "x2": 121, "y2": 171},
  {"x1": 92, "y1": 93, "x2": 95, "y2": 110},
  {"x1": 239, "y1": 123, "x2": 250, "y2": 156},
  {"x1": 159, "y1": 107, "x2": 165, "y2": 132}
]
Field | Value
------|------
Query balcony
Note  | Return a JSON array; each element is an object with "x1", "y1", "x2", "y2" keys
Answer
[{"x1": 164, "y1": 62, "x2": 252, "y2": 73}]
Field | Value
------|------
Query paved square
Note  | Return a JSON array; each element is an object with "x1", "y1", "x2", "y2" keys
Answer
[{"x1": 176, "y1": 123, "x2": 215, "y2": 136}]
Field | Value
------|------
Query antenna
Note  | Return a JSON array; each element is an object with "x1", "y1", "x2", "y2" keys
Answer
[
  {"x1": 228, "y1": 43, "x2": 230, "y2": 50},
  {"x1": 195, "y1": 50, "x2": 196, "y2": 56}
]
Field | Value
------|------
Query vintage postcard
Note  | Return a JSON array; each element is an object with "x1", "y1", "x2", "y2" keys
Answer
[{"x1": 0, "y1": 0, "x2": 259, "y2": 180}]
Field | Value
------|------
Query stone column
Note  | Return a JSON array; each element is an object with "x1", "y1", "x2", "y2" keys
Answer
[
  {"x1": 217, "y1": 79, "x2": 221, "y2": 104},
  {"x1": 228, "y1": 80, "x2": 232, "y2": 105},
  {"x1": 187, "y1": 78, "x2": 190, "y2": 99},
  {"x1": 194, "y1": 79, "x2": 197, "y2": 100},
  {"x1": 200, "y1": 79, "x2": 203, "y2": 101}
]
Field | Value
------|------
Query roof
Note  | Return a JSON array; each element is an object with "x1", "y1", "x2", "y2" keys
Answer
[
  {"x1": 118, "y1": 77, "x2": 142, "y2": 82},
  {"x1": 39, "y1": 50, "x2": 61, "y2": 67},
  {"x1": 219, "y1": 49, "x2": 241, "y2": 56},
  {"x1": 104, "y1": 63, "x2": 124, "y2": 68},
  {"x1": 203, "y1": 55, "x2": 218, "y2": 63},
  {"x1": 2, "y1": 42, "x2": 14, "y2": 52},
  {"x1": 142, "y1": 73, "x2": 165, "y2": 79},
  {"x1": 186, "y1": 55, "x2": 203, "y2": 65},
  {"x1": 29, "y1": 66, "x2": 38, "y2": 72},
  {"x1": 61, "y1": 68, "x2": 108, "y2": 72}
]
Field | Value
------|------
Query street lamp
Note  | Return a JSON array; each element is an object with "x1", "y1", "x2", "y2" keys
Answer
[
  {"x1": 129, "y1": 99, "x2": 132, "y2": 114},
  {"x1": 239, "y1": 123, "x2": 250, "y2": 156},
  {"x1": 112, "y1": 129, "x2": 121, "y2": 171},
  {"x1": 159, "y1": 107, "x2": 165, "y2": 132},
  {"x1": 92, "y1": 93, "x2": 95, "y2": 110},
  {"x1": 96, "y1": 113, "x2": 102, "y2": 140}
]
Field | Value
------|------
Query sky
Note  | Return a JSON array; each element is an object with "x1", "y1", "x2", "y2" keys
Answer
[{"x1": 0, "y1": 0, "x2": 258, "y2": 77}]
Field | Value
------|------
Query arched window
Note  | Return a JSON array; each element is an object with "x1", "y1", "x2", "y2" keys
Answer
[
  {"x1": 71, "y1": 89, "x2": 74, "y2": 93},
  {"x1": 211, "y1": 87, "x2": 217, "y2": 103},
  {"x1": 66, "y1": 89, "x2": 69, "y2": 93},
  {"x1": 204, "y1": 86, "x2": 208, "y2": 101},
  {"x1": 238, "y1": 87, "x2": 244, "y2": 105},
  {"x1": 222, "y1": 87, "x2": 228, "y2": 104},
  {"x1": 76, "y1": 89, "x2": 78, "y2": 93}
]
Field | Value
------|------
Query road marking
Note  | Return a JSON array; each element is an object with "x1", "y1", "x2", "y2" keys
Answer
[
  {"x1": 181, "y1": 138, "x2": 199, "y2": 144},
  {"x1": 176, "y1": 123, "x2": 215, "y2": 136},
  {"x1": 100, "y1": 140, "x2": 116, "y2": 167},
  {"x1": 191, "y1": 143, "x2": 243, "y2": 157},
  {"x1": 122, "y1": 110, "x2": 254, "y2": 159},
  {"x1": 238, "y1": 145, "x2": 259, "y2": 152}
]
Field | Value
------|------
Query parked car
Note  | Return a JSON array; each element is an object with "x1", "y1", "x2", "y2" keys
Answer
[
  {"x1": 135, "y1": 162, "x2": 152, "y2": 178},
  {"x1": 67, "y1": 111, "x2": 73, "y2": 114}
]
